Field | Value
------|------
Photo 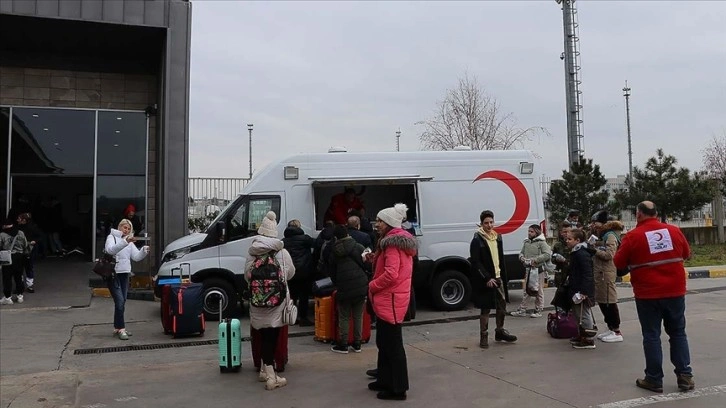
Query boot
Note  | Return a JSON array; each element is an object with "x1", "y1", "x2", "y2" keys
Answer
[
  {"x1": 258, "y1": 366, "x2": 268, "y2": 382},
  {"x1": 264, "y1": 364, "x2": 287, "y2": 390},
  {"x1": 479, "y1": 315, "x2": 489, "y2": 349},
  {"x1": 494, "y1": 328, "x2": 517, "y2": 343}
]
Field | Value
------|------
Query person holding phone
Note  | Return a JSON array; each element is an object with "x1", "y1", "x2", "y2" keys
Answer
[
  {"x1": 469, "y1": 210, "x2": 517, "y2": 349},
  {"x1": 105, "y1": 219, "x2": 149, "y2": 340}
]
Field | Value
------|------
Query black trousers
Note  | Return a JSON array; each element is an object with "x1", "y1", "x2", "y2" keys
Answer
[
  {"x1": 376, "y1": 319, "x2": 409, "y2": 394},
  {"x1": 2, "y1": 254, "x2": 25, "y2": 298},
  {"x1": 598, "y1": 303, "x2": 621, "y2": 331},
  {"x1": 259, "y1": 327, "x2": 280, "y2": 366},
  {"x1": 289, "y1": 278, "x2": 312, "y2": 321}
]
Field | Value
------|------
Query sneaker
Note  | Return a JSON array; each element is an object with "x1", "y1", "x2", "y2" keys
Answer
[
  {"x1": 510, "y1": 309, "x2": 528, "y2": 317},
  {"x1": 15, "y1": 294, "x2": 23, "y2": 304},
  {"x1": 677, "y1": 374, "x2": 695, "y2": 391},
  {"x1": 571, "y1": 339, "x2": 596, "y2": 349},
  {"x1": 530, "y1": 312, "x2": 542, "y2": 318},
  {"x1": 569, "y1": 337, "x2": 579, "y2": 345},
  {"x1": 0, "y1": 297, "x2": 13, "y2": 305},
  {"x1": 596, "y1": 330, "x2": 613, "y2": 340},
  {"x1": 636, "y1": 378, "x2": 663, "y2": 393},
  {"x1": 26, "y1": 286, "x2": 35, "y2": 293},
  {"x1": 331, "y1": 344, "x2": 348, "y2": 354},
  {"x1": 601, "y1": 332, "x2": 624, "y2": 343},
  {"x1": 117, "y1": 330, "x2": 129, "y2": 340},
  {"x1": 350, "y1": 342, "x2": 362, "y2": 353}
]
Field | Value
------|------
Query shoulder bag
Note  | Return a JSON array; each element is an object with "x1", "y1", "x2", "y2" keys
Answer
[{"x1": 93, "y1": 236, "x2": 117, "y2": 279}]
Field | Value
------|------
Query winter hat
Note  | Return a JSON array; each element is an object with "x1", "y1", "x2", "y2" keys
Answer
[
  {"x1": 377, "y1": 203, "x2": 408, "y2": 229},
  {"x1": 257, "y1": 211, "x2": 278, "y2": 238},
  {"x1": 591, "y1": 210, "x2": 608, "y2": 224},
  {"x1": 124, "y1": 204, "x2": 136, "y2": 217}
]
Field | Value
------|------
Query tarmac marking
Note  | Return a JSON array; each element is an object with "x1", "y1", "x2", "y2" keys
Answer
[
  {"x1": 114, "y1": 396, "x2": 138, "y2": 402},
  {"x1": 597, "y1": 384, "x2": 726, "y2": 408}
]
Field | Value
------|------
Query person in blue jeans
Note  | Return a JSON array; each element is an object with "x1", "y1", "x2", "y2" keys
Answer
[
  {"x1": 105, "y1": 219, "x2": 149, "y2": 340},
  {"x1": 614, "y1": 201, "x2": 694, "y2": 393}
]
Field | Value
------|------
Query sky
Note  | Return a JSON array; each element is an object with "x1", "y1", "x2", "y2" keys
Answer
[{"x1": 188, "y1": 1, "x2": 726, "y2": 181}]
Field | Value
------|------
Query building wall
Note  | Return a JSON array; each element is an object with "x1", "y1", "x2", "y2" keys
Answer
[{"x1": 0, "y1": 65, "x2": 160, "y2": 267}]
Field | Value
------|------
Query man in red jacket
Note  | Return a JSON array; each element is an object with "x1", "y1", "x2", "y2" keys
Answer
[{"x1": 614, "y1": 201, "x2": 695, "y2": 393}]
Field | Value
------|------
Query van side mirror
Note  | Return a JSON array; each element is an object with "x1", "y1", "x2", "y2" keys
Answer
[{"x1": 216, "y1": 221, "x2": 226, "y2": 242}]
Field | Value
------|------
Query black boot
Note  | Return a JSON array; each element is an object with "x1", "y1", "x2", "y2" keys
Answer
[{"x1": 495, "y1": 328, "x2": 517, "y2": 343}]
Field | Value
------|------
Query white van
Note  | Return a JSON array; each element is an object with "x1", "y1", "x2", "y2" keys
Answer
[{"x1": 156, "y1": 149, "x2": 546, "y2": 318}]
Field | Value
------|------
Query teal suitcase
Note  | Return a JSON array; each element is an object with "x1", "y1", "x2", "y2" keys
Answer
[{"x1": 218, "y1": 297, "x2": 242, "y2": 373}]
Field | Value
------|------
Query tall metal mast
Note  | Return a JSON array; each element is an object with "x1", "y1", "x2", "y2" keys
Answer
[
  {"x1": 557, "y1": 0, "x2": 585, "y2": 167},
  {"x1": 623, "y1": 81, "x2": 633, "y2": 181}
]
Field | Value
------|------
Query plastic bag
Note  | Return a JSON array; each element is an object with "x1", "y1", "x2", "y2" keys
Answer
[{"x1": 525, "y1": 267, "x2": 539, "y2": 296}]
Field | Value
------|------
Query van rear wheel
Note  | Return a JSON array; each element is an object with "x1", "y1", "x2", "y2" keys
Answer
[
  {"x1": 431, "y1": 270, "x2": 471, "y2": 311},
  {"x1": 202, "y1": 278, "x2": 237, "y2": 321}
]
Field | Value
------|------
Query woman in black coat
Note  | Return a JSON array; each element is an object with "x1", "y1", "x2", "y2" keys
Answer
[
  {"x1": 566, "y1": 228, "x2": 597, "y2": 348},
  {"x1": 282, "y1": 220, "x2": 315, "y2": 326}
]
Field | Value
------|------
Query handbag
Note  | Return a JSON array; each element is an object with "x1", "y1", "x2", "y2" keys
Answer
[
  {"x1": 93, "y1": 236, "x2": 117, "y2": 279},
  {"x1": 280, "y1": 257, "x2": 298, "y2": 325},
  {"x1": 93, "y1": 253, "x2": 116, "y2": 279},
  {"x1": 0, "y1": 235, "x2": 19, "y2": 265}
]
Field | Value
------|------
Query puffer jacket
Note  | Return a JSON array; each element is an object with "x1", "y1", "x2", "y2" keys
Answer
[
  {"x1": 519, "y1": 233, "x2": 552, "y2": 270},
  {"x1": 368, "y1": 228, "x2": 417, "y2": 324},
  {"x1": 244, "y1": 236, "x2": 295, "y2": 329},
  {"x1": 0, "y1": 229, "x2": 29, "y2": 254},
  {"x1": 593, "y1": 221, "x2": 624, "y2": 304},
  {"x1": 105, "y1": 229, "x2": 148, "y2": 273},
  {"x1": 329, "y1": 236, "x2": 369, "y2": 302},
  {"x1": 282, "y1": 226, "x2": 314, "y2": 280},
  {"x1": 568, "y1": 243, "x2": 595, "y2": 301}
]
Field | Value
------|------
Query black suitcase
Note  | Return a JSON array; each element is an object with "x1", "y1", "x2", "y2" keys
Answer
[{"x1": 169, "y1": 282, "x2": 206, "y2": 338}]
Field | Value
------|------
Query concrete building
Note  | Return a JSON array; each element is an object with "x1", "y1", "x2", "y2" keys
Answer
[{"x1": 0, "y1": 0, "x2": 192, "y2": 269}]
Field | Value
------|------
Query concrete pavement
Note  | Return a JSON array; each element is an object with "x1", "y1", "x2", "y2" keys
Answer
[{"x1": 2, "y1": 277, "x2": 726, "y2": 408}]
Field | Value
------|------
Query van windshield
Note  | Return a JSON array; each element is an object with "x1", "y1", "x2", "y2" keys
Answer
[{"x1": 203, "y1": 195, "x2": 245, "y2": 233}]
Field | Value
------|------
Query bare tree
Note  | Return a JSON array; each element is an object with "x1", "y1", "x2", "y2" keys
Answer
[
  {"x1": 417, "y1": 74, "x2": 548, "y2": 151},
  {"x1": 703, "y1": 128, "x2": 726, "y2": 193}
]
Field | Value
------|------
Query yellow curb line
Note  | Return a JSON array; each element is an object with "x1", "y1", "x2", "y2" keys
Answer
[
  {"x1": 92, "y1": 288, "x2": 111, "y2": 298},
  {"x1": 709, "y1": 269, "x2": 726, "y2": 278}
]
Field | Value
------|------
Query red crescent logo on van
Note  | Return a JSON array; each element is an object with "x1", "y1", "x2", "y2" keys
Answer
[{"x1": 473, "y1": 170, "x2": 530, "y2": 235}]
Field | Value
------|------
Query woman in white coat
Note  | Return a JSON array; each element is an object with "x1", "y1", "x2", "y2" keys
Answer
[
  {"x1": 105, "y1": 219, "x2": 149, "y2": 340},
  {"x1": 244, "y1": 211, "x2": 295, "y2": 390}
]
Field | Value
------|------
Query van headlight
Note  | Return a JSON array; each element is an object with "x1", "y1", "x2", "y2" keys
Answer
[{"x1": 162, "y1": 246, "x2": 192, "y2": 263}]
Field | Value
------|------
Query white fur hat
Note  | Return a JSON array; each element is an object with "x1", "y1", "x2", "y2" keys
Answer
[
  {"x1": 377, "y1": 203, "x2": 408, "y2": 229},
  {"x1": 257, "y1": 211, "x2": 278, "y2": 238}
]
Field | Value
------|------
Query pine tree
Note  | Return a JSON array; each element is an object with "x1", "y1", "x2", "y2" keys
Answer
[
  {"x1": 621, "y1": 149, "x2": 714, "y2": 221},
  {"x1": 546, "y1": 157, "x2": 610, "y2": 229}
]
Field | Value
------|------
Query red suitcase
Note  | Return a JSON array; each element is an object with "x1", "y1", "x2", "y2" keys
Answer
[
  {"x1": 251, "y1": 325, "x2": 288, "y2": 372},
  {"x1": 159, "y1": 264, "x2": 189, "y2": 334},
  {"x1": 332, "y1": 292, "x2": 372, "y2": 344}
]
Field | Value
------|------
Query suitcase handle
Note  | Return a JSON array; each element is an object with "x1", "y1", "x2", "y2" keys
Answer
[{"x1": 206, "y1": 290, "x2": 225, "y2": 319}]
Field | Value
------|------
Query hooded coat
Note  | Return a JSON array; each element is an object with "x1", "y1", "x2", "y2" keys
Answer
[
  {"x1": 244, "y1": 235, "x2": 295, "y2": 329},
  {"x1": 568, "y1": 243, "x2": 595, "y2": 301},
  {"x1": 368, "y1": 228, "x2": 416, "y2": 324},
  {"x1": 329, "y1": 236, "x2": 369, "y2": 302},
  {"x1": 282, "y1": 226, "x2": 314, "y2": 280},
  {"x1": 593, "y1": 220, "x2": 624, "y2": 304},
  {"x1": 519, "y1": 233, "x2": 552, "y2": 270}
]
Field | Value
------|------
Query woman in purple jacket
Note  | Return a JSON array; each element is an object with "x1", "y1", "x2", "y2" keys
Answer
[{"x1": 366, "y1": 204, "x2": 416, "y2": 401}]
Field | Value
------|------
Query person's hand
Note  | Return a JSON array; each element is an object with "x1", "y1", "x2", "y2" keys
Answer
[
  {"x1": 486, "y1": 279, "x2": 499, "y2": 288},
  {"x1": 587, "y1": 235, "x2": 598, "y2": 245},
  {"x1": 364, "y1": 252, "x2": 375, "y2": 263},
  {"x1": 142, "y1": 246, "x2": 150, "y2": 254},
  {"x1": 125, "y1": 235, "x2": 137, "y2": 243},
  {"x1": 30, "y1": 241, "x2": 36, "y2": 245}
]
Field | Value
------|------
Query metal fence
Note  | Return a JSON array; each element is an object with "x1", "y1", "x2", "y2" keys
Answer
[{"x1": 188, "y1": 178, "x2": 248, "y2": 219}]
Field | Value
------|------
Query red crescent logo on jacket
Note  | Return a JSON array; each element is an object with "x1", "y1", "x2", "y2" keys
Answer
[{"x1": 473, "y1": 170, "x2": 530, "y2": 235}]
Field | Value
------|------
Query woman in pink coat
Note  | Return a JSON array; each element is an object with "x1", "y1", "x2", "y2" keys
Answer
[{"x1": 367, "y1": 203, "x2": 416, "y2": 401}]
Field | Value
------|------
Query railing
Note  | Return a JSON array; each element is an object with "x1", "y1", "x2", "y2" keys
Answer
[{"x1": 188, "y1": 177, "x2": 249, "y2": 218}]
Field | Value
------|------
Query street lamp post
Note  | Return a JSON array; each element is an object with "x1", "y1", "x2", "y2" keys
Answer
[
  {"x1": 247, "y1": 124, "x2": 253, "y2": 180},
  {"x1": 623, "y1": 81, "x2": 633, "y2": 182},
  {"x1": 396, "y1": 128, "x2": 401, "y2": 152}
]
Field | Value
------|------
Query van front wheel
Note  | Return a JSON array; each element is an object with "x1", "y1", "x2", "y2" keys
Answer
[
  {"x1": 431, "y1": 270, "x2": 471, "y2": 311},
  {"x1": 202, "y1": 278, "x2": 237, "y2": 321}
]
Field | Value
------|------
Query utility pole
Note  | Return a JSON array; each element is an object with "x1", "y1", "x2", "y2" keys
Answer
[
  {"x1": 623, "y1": 81, "x2": 633, "y2": 182},
  {"x1": 247, "y1": 124, "x2": 253, "y2": 180},
  {"x1": 557, "y1": 0, "x2": 585, "y2": 168},
  {"x1": 396, "y1": 128, "x2": 401, "y2": 152}
]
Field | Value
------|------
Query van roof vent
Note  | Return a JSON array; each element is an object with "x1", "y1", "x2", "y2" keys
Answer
[
  {"x1": 328, "y1": 146, "x2": 348, "y2": 153},
  {"x1": 453, "y1": 145, "x2": 472, "y2": 151}
]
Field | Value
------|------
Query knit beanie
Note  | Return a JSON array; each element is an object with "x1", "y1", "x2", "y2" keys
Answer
[
  {"x1": 257, "y1": 211, "x2": 278, "y2": 238},
  {"x1": 377, "y1": 203, "x2": 408, "y2": 229},
  {"x1": 124, "y1": 204, "x2": 136, "y2": 217}
]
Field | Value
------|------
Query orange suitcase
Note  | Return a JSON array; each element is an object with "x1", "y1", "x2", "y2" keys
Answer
[{"x1": 314, "y1": 295, "x2": 335, "y2": 342}]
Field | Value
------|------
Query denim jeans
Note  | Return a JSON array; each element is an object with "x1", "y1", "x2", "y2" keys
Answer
[
  {"x1": 107, "y1": 273, "x2": 130, "y2": 329},
  {"x1": 635, "y1": 296, "x2": 692, "y2": 385}
]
